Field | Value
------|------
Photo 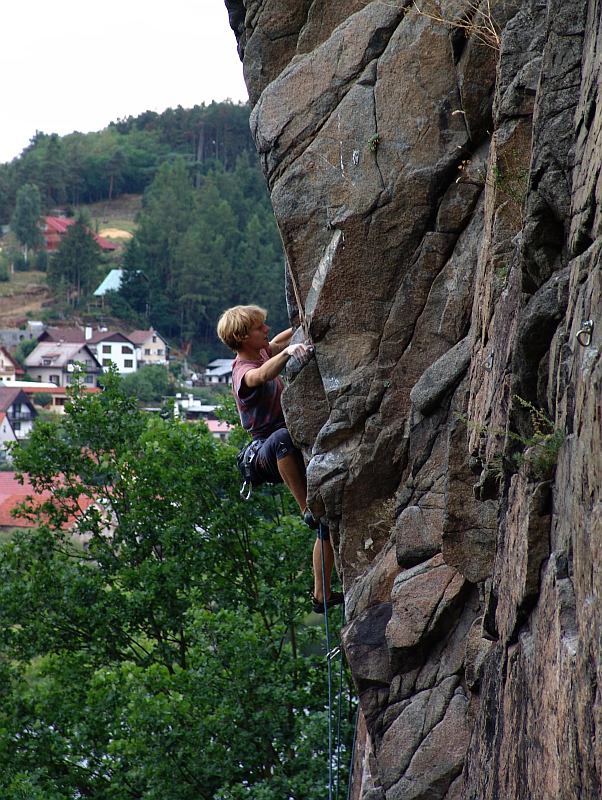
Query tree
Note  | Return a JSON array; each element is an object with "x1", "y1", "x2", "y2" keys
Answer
[
  {"x1": 42, "y1": 134, "x2": 67, "y2": 206},
  {"x1": 120, "y1": 364, "x2": 171, "y2": 402},
  {"x1": 11, "y1": 183, "x2": 43, "y2": 262},
  {"x1": 13, "y1": 338, "x2": 37, "y2": 367},
  {"x1": 0, "y1": 374, "x2": 354, "y2": 799},
  {"x1": 47, "y1": 216, "x2": 102, "y2": 307}
]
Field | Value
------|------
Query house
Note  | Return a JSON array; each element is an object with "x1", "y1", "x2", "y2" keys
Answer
[
  {"x1": 21, "y1": 383, "x2": 101, "y2": 414},
  {"x1": 0, "y1": 413, "x2": 17, "y2": 463},
  {"x1": 0, "y1": 472, "x2": 95, "y2": 540},
  {"x1": 86, "y1": 330, "x2": 138, "y2": 374},
  {"x1": 93, "y1": 269, "x2": 125, "y2": 296},
  {"x1": 37, "y1": 326, "x2": 86, "y2": 344},
  {"x1": 43, "y1": 216, "x2": 117, "y2": 252},
  {"x1": 173, "y1": 395, "x2": 219, "y2": 420},
  {"x1": 37, "y1": 326, "x2": 162, "y2": 376},
  {"x1": 205, "y1": 419, "x2": 233, "y2": 442},
  {"x1": 128, "y1": 328, "x2": 169, "y2": 366},
  {"x1": 0, "y1": 321, "x2": 46, "y2": 349},
  {"x1": 0, "y1": 347, "x2": 24, "y2": 382},
  {"x1": 24, "y1": 342, "x2": 102, "y2": 387},
  {"x1": 0, "y1": 388, "x2": 37, "y2": 439},
  {"x1": 204, "y1": 358, "x2": 233, "y2": 385}
]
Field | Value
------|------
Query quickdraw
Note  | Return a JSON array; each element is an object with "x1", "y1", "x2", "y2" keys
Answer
[{"x1": 236, "y1": 439, "x2": 263, "y2": 500}]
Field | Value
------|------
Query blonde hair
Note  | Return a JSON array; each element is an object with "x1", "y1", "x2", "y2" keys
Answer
[{"x1": 217, "y1": 305, "x2": 267, "y2": 351}]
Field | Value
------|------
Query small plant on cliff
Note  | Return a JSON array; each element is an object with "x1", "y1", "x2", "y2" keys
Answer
[
  {"x1": 367, "y1": 133, "x2": 380, "y2": 153},
  {"x1": 511, "y1": 395, "x2": 565, "y2": 480},
  {"x1": 460, "y1": 397, "x2": 564, "y2": 483},
  {"x1": 492, "y1": 155, "x2": 529, "y2": 209},
  {"x1": 411, "y1": 0, "x2": 500, "y2": 50}
]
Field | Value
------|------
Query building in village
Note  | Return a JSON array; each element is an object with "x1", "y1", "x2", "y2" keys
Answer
[
  {"x1": 204, "y1": 358, "x2": 234, "y2": 385},
  {"x1": 24, "y1": 342, "x2": 103, "y2": 387},
  {"x1": 20, "y1": 383, "x2": 101, "y2": 414},
  {"x1": 0, "y1": 347, "x2": 24, "y2": 382},
  {"x1": 35, "y1": 325, "x2": 169, "y2": 376},
  {"x1": 172, "y1": 394, "x2": 234, "y2": 440},
  {"x1": 0, "y1": 387, "x2": 37, "y2": 440},
  {"x1": 128, "y1": 328, "x2": 169, "y2": 366},
  {"x1": 43, "y1": 216, "x2": 117, "y2": 253},
  {"x1": 0, "y1": 472, "x2": 95, "y2": 545},
  {"x1": 0, "y1": 321, "x2": 45, "y2": 349},
  {"x1": 86, "y1": 330, "x2": 138, "y2": 374}
]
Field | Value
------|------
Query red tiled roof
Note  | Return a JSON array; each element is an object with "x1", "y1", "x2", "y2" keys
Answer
[
  {"x1": 128, "y1": 329, "x2": 158, "y2": 345},
  {"x1": 39, "y1": 326, "x2": 86, "y2": 343},
  {"x1": 206, "y1": 420, "x2": 232, "y2": 434},
  {"x1": 0, "y1": 472, "x2": 94, "y2": 529},
  {"x1": 44, "y1": 217, "x2": 117, "y2": 251},
  {"x1": 87, "y1": 330, "x2": 134, "y2": 345},
  {"x1": 0, "y1": 387, "x2": 27, "y2": 413},
  {"x1": 21, "y1": 385, "x2": 100, "y2": 395}
]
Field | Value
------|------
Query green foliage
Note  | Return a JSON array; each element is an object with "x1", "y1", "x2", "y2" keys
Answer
[
  {"x1": 120, "y1": 364, "x2": 172, "y2": 402},
  {"x1": 0, "y1": 102, "x2": 256, "y2": 224},
  {"x1": 511, "y1": 396, "x2": 564, "y2": 480},
  {"x1": 12, "y1": 252, "x2": 29, "y2": 272},
  {"x1": 464, "y1": 395, "x2": 565, "y2": 484},
  {"x1": 122, "y1": 155, "x2": 287, "y2": 356},
  {"x1": 0, "y1": 373, "x2": 353, "y2": 798},
  {"x1": 13, "y1": 338, "x2": 38, "y2": 367},
  {"x1": 367, "y1": 133, "x2": 380, "y2": 152},
  {"x1": 11, "y1": 183, "x2": 43, "y2": 256},
  {"x1": 31, "y1": 392, "x2": 53, "y2": 408},
  {"x1": 47, "y1": 216, "x2": 102, "y2": 307},
  {"x1": 34, "y1": 249, "x2": 48, "y2": 271}
]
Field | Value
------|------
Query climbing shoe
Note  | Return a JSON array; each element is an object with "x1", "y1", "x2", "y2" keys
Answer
[
  {"x1": 303, "y1": 508, "x2": 320, "y2": 529},
  {"x1": 311, "y1": 591, "x2": 344, "y2": 614}
]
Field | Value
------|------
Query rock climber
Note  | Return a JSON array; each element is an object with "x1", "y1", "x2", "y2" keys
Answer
[{"x1": 217, "y1": 304, "x2": 343, "y2": 613}]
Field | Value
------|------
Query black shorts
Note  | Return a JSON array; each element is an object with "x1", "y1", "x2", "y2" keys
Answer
[
  {"x1": 251, "y1": 429, "x2": 331, "y2": 541},
  {"x1": 252, "y1": 428, "x2": 297, "y2": 484}
]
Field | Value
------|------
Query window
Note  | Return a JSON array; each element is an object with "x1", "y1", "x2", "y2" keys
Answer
[
  {"x1": 102, "y1": 345, "x2": 111, "y2": 354},
  {"x1": 144, "y1": 348, "x2": 151, "y2": 355},
  {"x1": 54, "y1": 397, "x2": 66, "y2": 406},
  {"x1": 122, "y1": 345, "x2": 133, "y2": 354},
  {"x1": 43, "y1": 358, "x2": 52, "y2": 366},
  {"x1": 49, "y1": 375, "x2": 60, "y2": 386},
  {"x1": 85, "y1": 374, "x2": 94, "y2": 384},
  {"x1": 157, "y1": 349, "x2": 164, "y2": 355},
  {"x1": 13, "y1": 420, "x2": 20, "y2": 432},
  {"x1": 102, "y1": 359, "x2": 112, "y2": 367},
  {"x1": 152, "y1": 336, "x2": 157, "y2": 343},
  {"x1": 124, "y1": 359, "x2": 133, "y2": 368}
]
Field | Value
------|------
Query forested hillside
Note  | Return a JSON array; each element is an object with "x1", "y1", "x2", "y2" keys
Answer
[
  {"x1": 113, "y1": 155, "x2": 289, "y2": 357},
  {"x1": 0, "y1": 103, "x2": 288, "y2": 361},
  {"x1": 0, "y1": 103, "x2": 255, "y2": 222}
]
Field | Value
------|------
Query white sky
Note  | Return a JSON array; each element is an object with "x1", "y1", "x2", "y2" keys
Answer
[{"x1": 0, "y1": 0, "x2": 248, "y2": 164}]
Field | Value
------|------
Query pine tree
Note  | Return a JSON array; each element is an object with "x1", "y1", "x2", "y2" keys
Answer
[
  {"x1": 48, "y1": 217, "x2": 102, "y2": 307},
  {"x1": 11, "y1": 183, "x2": 43, "y2": 262}
]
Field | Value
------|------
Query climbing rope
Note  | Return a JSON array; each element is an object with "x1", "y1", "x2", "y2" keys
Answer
[
  {"x1": 284, "y1": 253, "x2": 311, "y2": 341},
  {"x1": 318, "y1": 524, "x2": 355, "y2": 800}
]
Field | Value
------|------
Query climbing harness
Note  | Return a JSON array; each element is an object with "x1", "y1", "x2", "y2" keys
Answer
[
  {"x1": 318, "y1": 522, "x2": 356, "y2": 800},
  {"x1": 236, "y1": 439, "x2": 263, "y2": 500}
]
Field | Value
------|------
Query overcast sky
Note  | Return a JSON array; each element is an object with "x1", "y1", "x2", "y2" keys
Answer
[{"x1": 0, "y1": 0, "x2": 248, "y2": 164}]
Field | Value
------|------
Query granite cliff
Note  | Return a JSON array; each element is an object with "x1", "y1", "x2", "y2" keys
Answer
[{"x1": 225, "y1": 1, "x2": 601, "y2": 797}]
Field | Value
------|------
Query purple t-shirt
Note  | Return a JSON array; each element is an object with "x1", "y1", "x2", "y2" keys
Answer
[{"x1": 232, "y1": 347, "x2": 286, "y2": 440}]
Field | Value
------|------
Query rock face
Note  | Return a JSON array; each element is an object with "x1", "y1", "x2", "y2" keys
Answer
[{"x1": 227, "y1": 0, "x2": 602, "y2": 796}]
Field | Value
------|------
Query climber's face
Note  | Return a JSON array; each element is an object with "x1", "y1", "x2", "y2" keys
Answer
[{"x1": 244, "y1": 320, "x2": 270, "y2": 352}]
